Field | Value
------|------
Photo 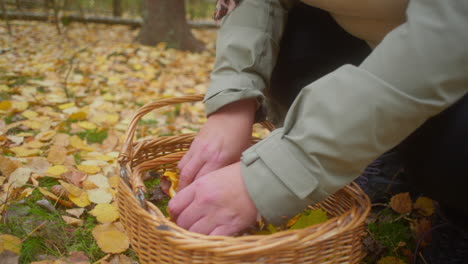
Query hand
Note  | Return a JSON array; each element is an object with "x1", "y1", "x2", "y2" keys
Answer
[
  {"x1": 168, "y1": 162, "x2": 258, "y2": 235},
  {"x1": 177, "y1": 99, "x2": 256, "y2": 190}
]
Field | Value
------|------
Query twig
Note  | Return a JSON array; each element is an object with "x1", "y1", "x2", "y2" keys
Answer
[
  {"x1": 418, "y1": 252, "x2": 428, "y2": 264},
  {"x1": 22, "y1": 221, "x2": 48, "y2": 242},
  {"x1": 93, "y1": 253, "x2": 111, "y2": 264}
]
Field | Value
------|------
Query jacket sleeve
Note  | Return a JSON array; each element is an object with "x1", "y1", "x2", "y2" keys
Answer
[
  {"x1": 241, "y1": 0, "x2": 468, "y2": 224},
  {"x1": 204, "y1": 0, "x2": 296, "y2": 119}
]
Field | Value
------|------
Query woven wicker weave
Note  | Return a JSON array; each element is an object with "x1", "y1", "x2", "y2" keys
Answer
[{"x1": 117, "y1": 94, "x2": 371, "y2": 264}]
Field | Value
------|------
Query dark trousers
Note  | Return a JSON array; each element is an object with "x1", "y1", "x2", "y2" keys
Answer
[{"x1": 270, "y1": 4, "x2": 468, "y2": 225}]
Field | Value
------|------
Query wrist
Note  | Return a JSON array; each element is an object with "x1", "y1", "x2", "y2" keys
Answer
[{"x1": 209, "y1": 99, "x2": 257, "y2": 124}]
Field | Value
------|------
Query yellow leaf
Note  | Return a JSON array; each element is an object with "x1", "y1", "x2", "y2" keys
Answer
[
  {"x1": 59, "y1": 180, "x2": 83, "y2": 197},
  {"x1": 46, "y1": 165, "x2": 68, "y2": 177},
  {"x1": 93, "y1": 154, "x2": 114, "y2": 162},
  {"x1": 77, "y1": 121, "x2": 97, "y2": 130},
  {"x1": 70, "y1": 135, "x2": 94, "y2": 151},
  {"x1": 36, "y1": 130, "x2": 56, "y2": 142},
  {"x1": 61, "y1": 215, "x2": 84, "y2": 226},
  {"x1": 77, "y1": 165, "x2": 101, "y2": 174},
  {"x1": 87, "y1": 189, "x2": 113, "y2": 204},
  {"x1": 22, "y1": 110, "x2": 39, "y2": 119},
  {"x1": 68, "y1": 111, "x2": 87, "y2": 121},
  {"x1": 414, "y1": 196, "x2": 435, "y2": 217},
  {"x1": 0, "y1": 100, "x2": 12, "y2": 111},
  {"x1": 58, "y1": 102, "x2": 75, "y2": 110},
  {"x1": 377, "y1": 256, "x2": 406, "y2": 264},
  {"x1": 82, "y1": 180, "x2": 99, "y2": 190},
  {"x1": 108, "y1": 175, "x2": 120, "y2": 189},
  {"x1": 12, "y1": 101, "x2": 28, "y2": 112},
  {"x1": 22, "y1": 120, "x2": 42, "y2": 130},
  {"x1": 163, "y1": 171, "x2": 179, "y2": 198},
  {"x1": 10, "y1": 146, "x2": 41, "y2": 157},
  {"x1": 0, "y1": 234, "x2": 22, "y2": 254},
  {"x1": 105, "y1": 114, "x2": 119, "y2": 125},
  {"x1": 92, "y1": 223, "x2": 129, "y2": 253},
  {"x1": 26, "y1": 140, "x2": 44, "y2": 149},
  {"x1": 0, "y1": 84, "x2": 9, "y2": 92},
  {"x1": 38, "y1": 187, "x2": 60, "y2": 200},
  {"x1": 89, "y1": 203, "x2": 119, "y2": 223},
  {"x1": 69, "y1": 192, "x2": 91, "y2": 207}
]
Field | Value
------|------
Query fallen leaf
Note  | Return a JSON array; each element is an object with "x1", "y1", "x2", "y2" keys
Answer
[
  {"x1": 38, "y1": 187, "x2": 74, "y2": 208},
  {"x1": 25, "y1": 157, "x2": 51, "y2": 176},
  {"x1": 411, "y1": 218, "x2": 432, "y2": 248},
  {"x1": 77, "y1": 165, "x2": 101, "y2": 175},
  {"x1": 377, "y1": 256, "x2": 406, "y2": 264},
  {"x1": 0, "y1": 250, "x2": 19, "y2": 264},
  {"x1": 70, "y1": 135, "x2": 94, "y2": 151},
  {"x1": 8, "y1": 167, "x2": 32, "y2": 188},
  {"x1": 54, "y1": 133, "x2": 70, "y2": 147},
  {"x1": 390, "y1": 193, "x2": 413, "y2": 214},
  {"x1": 68, "y1": 111, "x2": 87, "y2": 121},
  {"x1": 92, "y1": 223, "x2": 129, "y2": 253},
  {"x1": 61, "y1": 215, "x2": 84, "y2": 226},
  {"x1": 289, "y1": 208, "x2": 329, "y2": 230},
  {"x1": 108, "y1": 175, "x2": 120, "y2": 189},
  {"x1": 35, "y1": 130, "x2": 56, "y2": 142},
  {"x1": 0, "y1": 234, "x2": 22, "y2": 254},
  {"x1": 10, "y1": 146, "x2": 41, "y2": 157},
  {"x1": 89, "y1": 203, "x2": 119, "y2": 223},
  {"x1": 62, "y1": 169, "x2": 87, "y2": 187},
  {"x1": 413, "y1": 196, "x2": 435, "y2": 217},
  {"x1": 46, "y1": 165, "x2": 69, "y2": 178},
  {"x1": 0, "y1": 100, "x2": 12, "y2": 111},
  {"x1": 87, "y1": 174, "x2": 110, "y2": 189},
  {"x1": 47, "y1": 145, "x2": 67, "y2": 165},
  {"x1": 69, "y1": 191, "x2": 91, "y2": 207},
  {"x1": 87, "y1": 189, "x2": 113, "y2": 204},
  {"x1": 22, "y1": 110, "x2": 39, "y2": 119},
  {"x1": 66, "y1": 208, "x2": 85, "y2": 218},
  {"x1": 0, "y1": 156, "x2": 21, "y2": 177},
  {"x1": 77, "y1": 121, "x2": 97, "y2": 130},
  {"x1": 59, "y1": 180, "x2": 83, "y2": 197}
]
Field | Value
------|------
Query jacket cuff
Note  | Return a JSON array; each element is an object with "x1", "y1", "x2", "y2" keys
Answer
[
  {"x1": 240, "y1": 129, "x2": 329, "y2": 225},
  {"x1": 204, "y1": 77, "x2": 267, "y2": 121}
]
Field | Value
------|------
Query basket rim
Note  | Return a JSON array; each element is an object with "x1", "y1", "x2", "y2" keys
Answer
[{"x1": 118, "y1": 170, "x2": 370, "y2": 255}]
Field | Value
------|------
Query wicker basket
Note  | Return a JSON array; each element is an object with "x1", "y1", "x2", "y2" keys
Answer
[{"x1": 117, "y1": 94, "x2": 371, "y2": 264}]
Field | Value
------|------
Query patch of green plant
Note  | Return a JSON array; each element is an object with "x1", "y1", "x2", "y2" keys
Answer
[
  {"x1": 76, "y1": 129, "x2": 108, "y2": 144},
  {"x1": 36, "y1": 86, "x2": 47, "y2": 93},
  {"x1": 6, "y1": 125, "x2": 29, "y2": 135},
  {"x1": 144, "y1": 176, "x2": 161, "y2": 190},
  {"x1": 68, "y1": 216, "x2": 106, "y2": 261},
  {"x1": 0, "y1": 91, "x2": 11, "y2": 101},
  {"x1": 38, "y1": 177, "x2": 60, "y2": 188},
  {"x1": 73, "y1": 152, "x2": 82, "y2": 164},
  {"x1": 368, "y1": 219, "x2": 413, "y2": 254},
  {"x1": 138, "y1": 118, "x2": 159, "y2": 127}
]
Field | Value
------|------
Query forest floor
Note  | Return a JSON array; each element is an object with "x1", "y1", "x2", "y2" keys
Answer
[{"x1": 0, "y1": 21, "x2": 436, "y2": 264}]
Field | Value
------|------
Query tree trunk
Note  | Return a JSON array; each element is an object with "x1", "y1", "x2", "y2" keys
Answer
[
  {"x1": 137, "y1": 0, "x2": 204, "y2": 52},
  {"x1": 1, "y1": 0, "x2": 12, "y2": 35},
  {"x1": 113, "y1": 0, "x2": 122, "y2": 17}
]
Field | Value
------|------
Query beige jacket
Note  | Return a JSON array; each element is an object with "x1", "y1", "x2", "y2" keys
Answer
[{"x1": 204, "y1": 0, "x2": 468, "y2": 224}]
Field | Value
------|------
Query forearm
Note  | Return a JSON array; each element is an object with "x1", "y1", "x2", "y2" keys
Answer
[
  {"x1": 204, "y1": 0, "x2": 292, "y2": 120},
  {"x1": 241, "y1": 0, "x2": 468, "y2": 224}
]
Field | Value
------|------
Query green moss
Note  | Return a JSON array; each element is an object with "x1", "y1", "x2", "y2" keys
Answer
[{"x1": 76, "y1": 129, "x2": 108, "y2": 144}]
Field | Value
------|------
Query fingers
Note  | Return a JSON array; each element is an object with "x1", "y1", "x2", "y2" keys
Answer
[
  {"x1": 175, "y1": 201, "x2": 205, "y2": 229},
  {"x1": 178, "y1": 154, "x2": 206, "y2": 190},
  {"x1": 168, "y1": 187, "x2": 195, "y2": 222},
  {"x1": 209, "y1": 225, "x2": 238, "y2": 236}
]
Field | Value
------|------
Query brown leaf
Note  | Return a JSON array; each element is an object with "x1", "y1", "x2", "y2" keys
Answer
[
  {"x1": 25, "y1": 157, "x2": 51, "y2": 176},
  {"x1": 47, "y1": 145, "x2": 67, "y2": 165},
  {"x1": 101, "y1": 131, "x2": 119, "y2": 152},
  {"x1": 377, "y1": 256, "x2": 406, "y2": 264},
  {"x1": 62, "y1": 169, "x2": 87, "y2": 187},
  {"x1": 64, "y1": 251, "x2": 89, "y2": 264},
  {"x1": 390, "y1": 192, "x2": 412, "y2": 214},
  {"x1": 53, "y1": 133, "x2": 70, "y2": 148},
  {"x1": 411, "y1": 218, "x2": 432, "y2": 248},
  {"x1": 0, "y1": 250, "x2": 20, "y2": 264},
  {"x1": 0, "y1": 156, "x2": 21, "y2": 177},
  {"x1": 61, "y1": 215, "x2": 84, "y2": 227}
]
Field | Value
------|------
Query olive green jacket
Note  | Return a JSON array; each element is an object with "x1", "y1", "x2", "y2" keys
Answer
[{"x1": 204, "y1": 0, "x2": 468, "y2": 224}]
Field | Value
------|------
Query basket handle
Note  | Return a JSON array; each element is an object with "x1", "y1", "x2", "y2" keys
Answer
[{"x1": 119, "y1": 94, "x2": 205, "y2": 164}]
